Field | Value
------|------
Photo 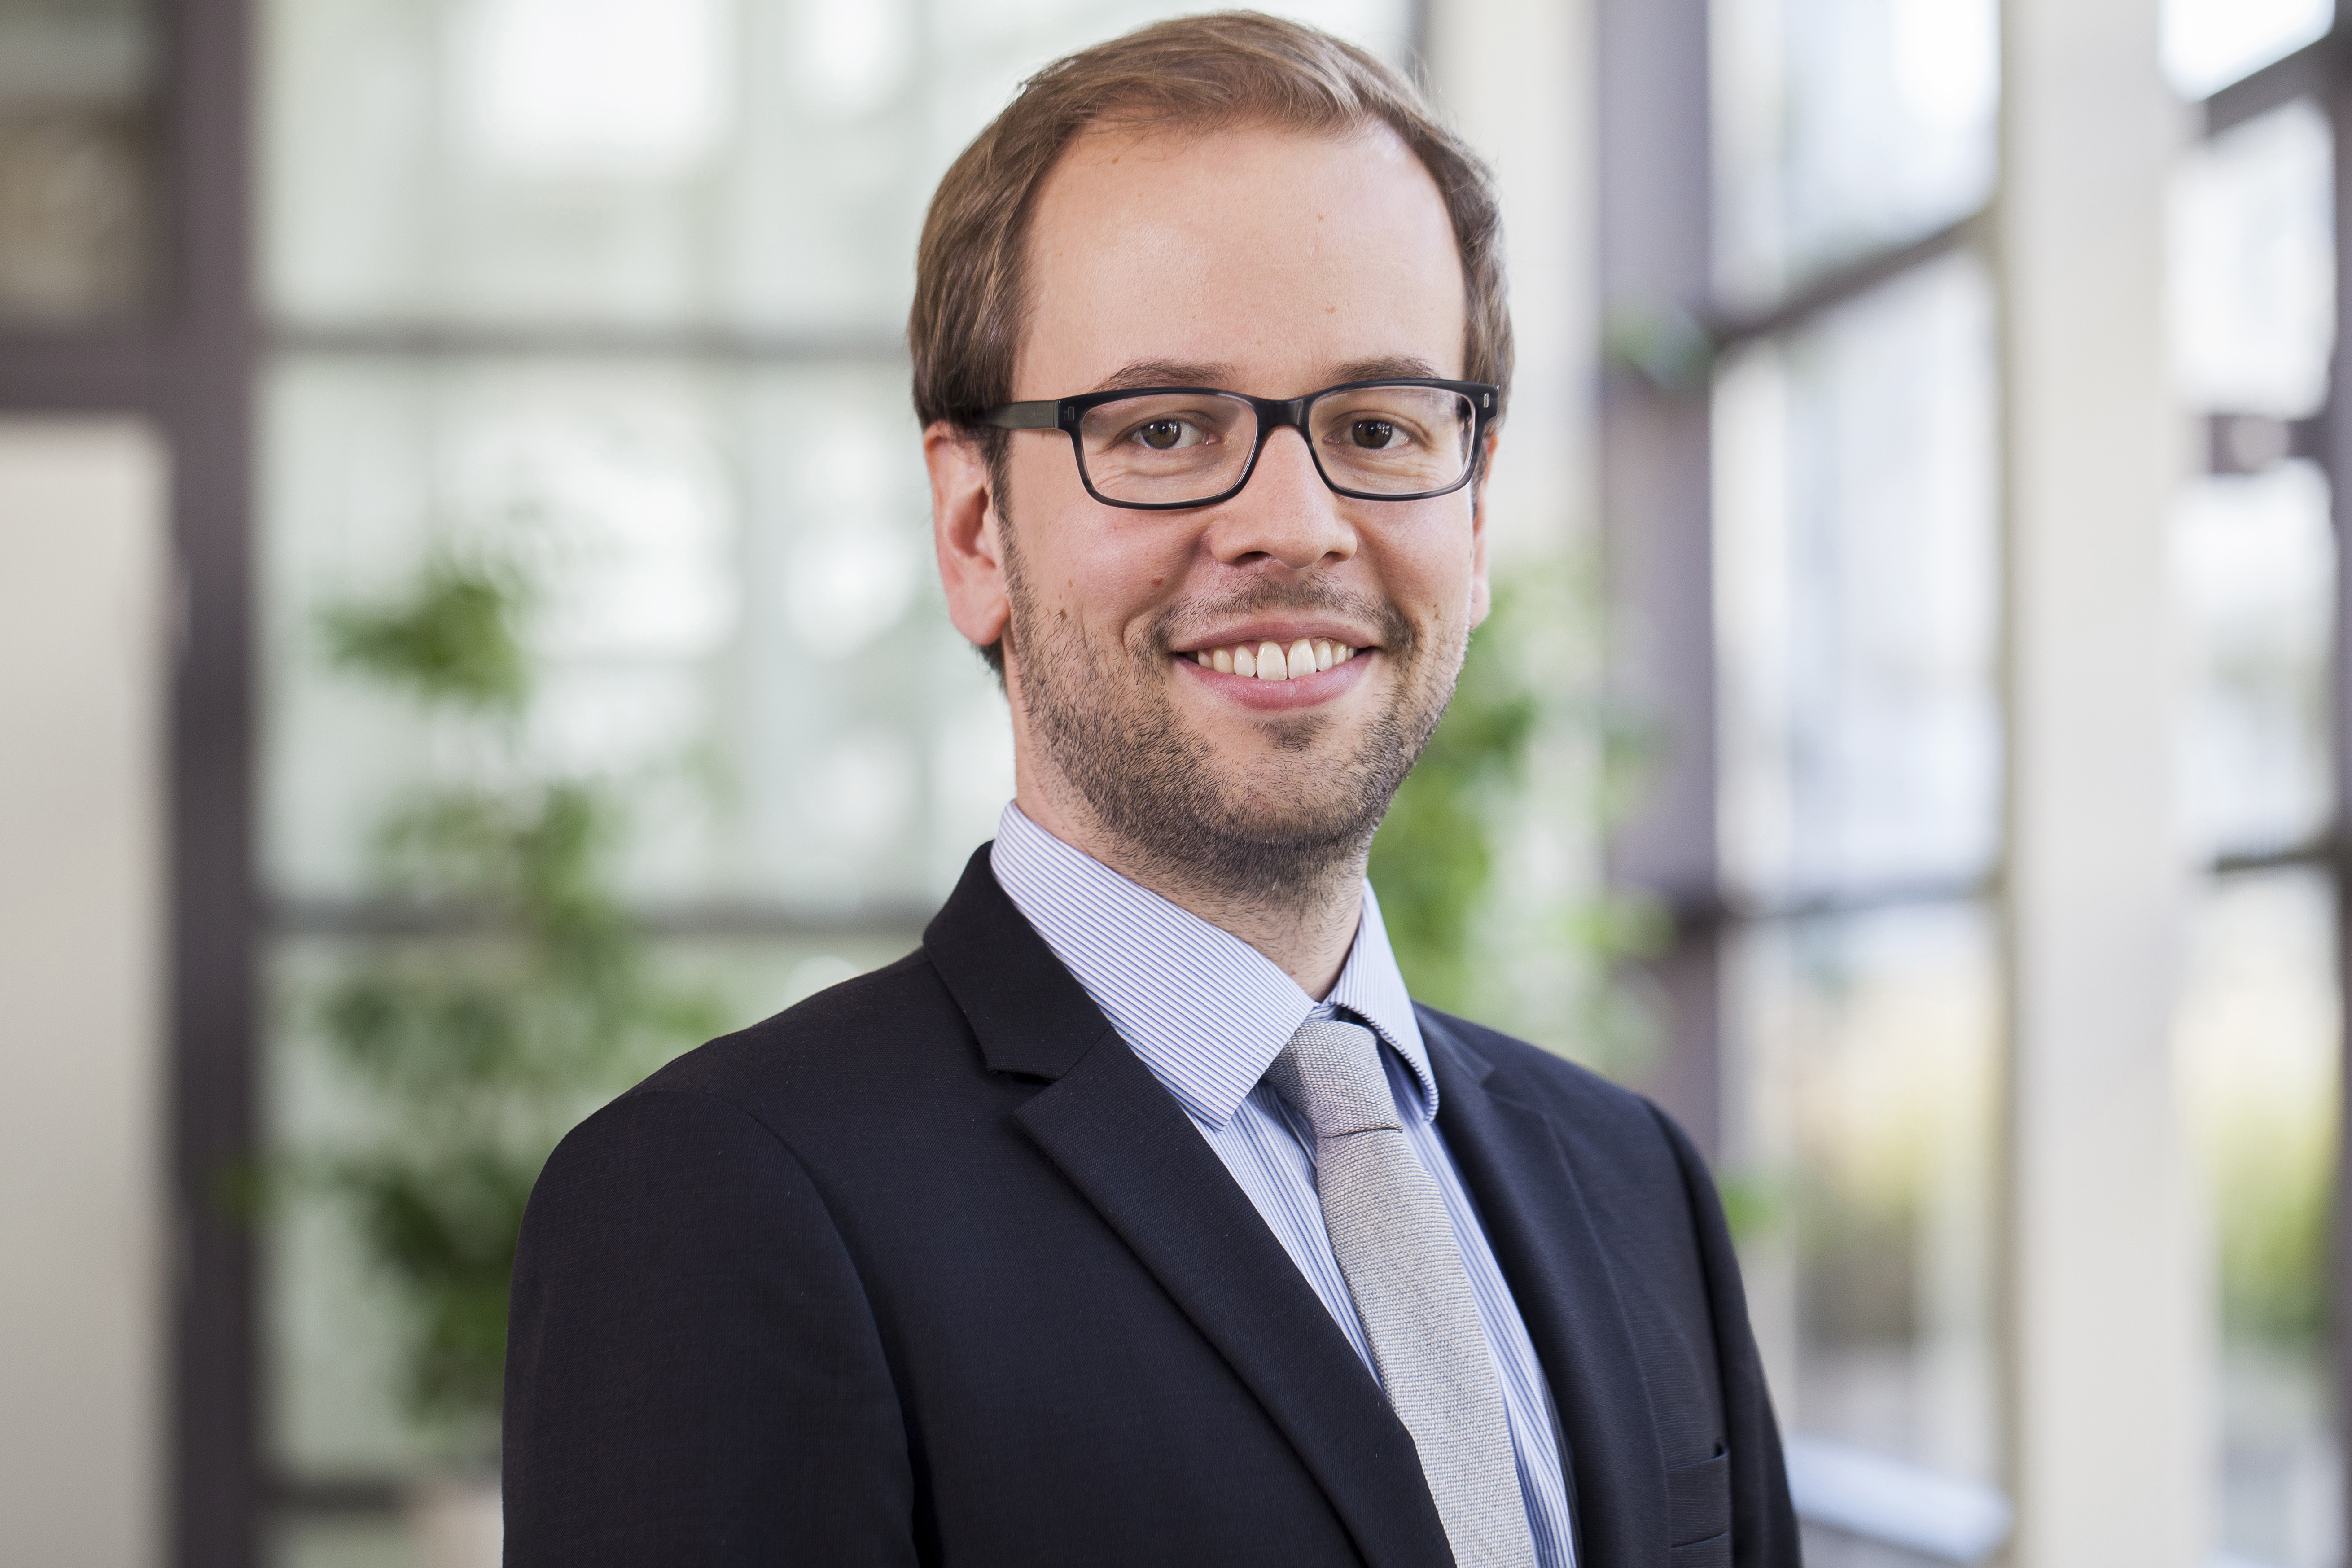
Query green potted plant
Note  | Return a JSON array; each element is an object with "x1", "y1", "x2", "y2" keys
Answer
[{"x1": 291, "y1": 552, "x2": 720, "y2": 1561}]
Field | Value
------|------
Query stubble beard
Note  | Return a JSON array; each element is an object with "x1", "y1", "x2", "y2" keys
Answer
[{"x1": 1000, "y1": 519, "x2": 1463, "y2": 910}]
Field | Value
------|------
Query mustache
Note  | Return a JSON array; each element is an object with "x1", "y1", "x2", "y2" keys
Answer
[{"x1": 1146, "y1": 577, "x2": 1415, "y2": 656}]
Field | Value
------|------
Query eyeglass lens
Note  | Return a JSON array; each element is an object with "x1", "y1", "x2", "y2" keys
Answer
[{"x1": 1075, "y1": 385, "x2": 1476, "y2": 505}]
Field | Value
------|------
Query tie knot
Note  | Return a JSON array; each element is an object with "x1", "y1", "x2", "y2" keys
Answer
[{"x1": 1266, "y1": 1017, "x2": 1399, "y2": 1142}]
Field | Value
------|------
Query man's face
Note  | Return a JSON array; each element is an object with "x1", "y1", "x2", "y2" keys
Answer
[{"x1": 954, "y1": 118, "x2": 1491, "y2": 894}]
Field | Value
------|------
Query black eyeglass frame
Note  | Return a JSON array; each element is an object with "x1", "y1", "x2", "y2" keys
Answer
[{"x1": 982, "y1": 377, "x2": 1500, "y2": 511}]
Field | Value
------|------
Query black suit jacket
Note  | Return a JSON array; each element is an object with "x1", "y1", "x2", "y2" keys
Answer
[{"x1": 504, "y1": 847, "x2": 1799, "y2": 1566}]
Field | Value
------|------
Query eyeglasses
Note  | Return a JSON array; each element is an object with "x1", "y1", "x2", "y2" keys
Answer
[{"x1": 983, "y1": 377, "x2": 1498, "y2": 511}]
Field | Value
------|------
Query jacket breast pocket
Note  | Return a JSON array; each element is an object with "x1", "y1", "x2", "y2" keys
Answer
[{"x1": 1667, "y1": 1448, "x2": 1731, "y2": 1567}]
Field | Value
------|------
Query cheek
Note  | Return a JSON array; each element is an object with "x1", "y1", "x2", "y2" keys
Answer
[
  {"x1": 1091, "y1": 532, "x2": 1200, "y2": 646},
  {"x1": 1382, "y1": 515, "x2": 1480, "y2": 626},
  {"x1": 1012, "y1": 496, "x2": 1194, "y2": 643}
]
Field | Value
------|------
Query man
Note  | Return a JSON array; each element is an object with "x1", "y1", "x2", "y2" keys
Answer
[{"x1": 504, "y1": 14, "x2": 1796, "y2": 1567}]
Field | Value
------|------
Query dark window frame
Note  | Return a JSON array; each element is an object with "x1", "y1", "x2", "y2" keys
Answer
[
  {"x1": 0, "y1": 2, "x2": 261, "y2": 1565},
  {"x1": 1597, "y1": 0, "x2": 2001, "y2": 1161},
  {"x1": 2182, "y1": 27, "x2": 2352, "y2": 1543}
]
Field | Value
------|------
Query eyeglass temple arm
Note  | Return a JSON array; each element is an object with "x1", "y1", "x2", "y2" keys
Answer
[{"x1": 983, "y1": 401, "x2": 1060, "y2": 430}]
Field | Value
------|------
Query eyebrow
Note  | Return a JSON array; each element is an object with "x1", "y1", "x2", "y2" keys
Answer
[
  {"x1": 1327, "y1": 355, "x2": 1445, "y2": 384},
  {"x1": 1091, "y1": 359, "x2": 1235, "y2": 394},
  {"x1": 1086, "y1": 355, "x2": 1450, "y2": 397}
]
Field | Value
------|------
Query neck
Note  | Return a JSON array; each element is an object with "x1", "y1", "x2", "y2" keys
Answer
[{"x1": 1014, "y1": 775, "x2": 1367, "y2": 999}]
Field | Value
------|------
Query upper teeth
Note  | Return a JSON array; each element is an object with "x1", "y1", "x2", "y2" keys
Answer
[{"x1": 1191, "y1": 639, "x2": 1358, "y2": 680}]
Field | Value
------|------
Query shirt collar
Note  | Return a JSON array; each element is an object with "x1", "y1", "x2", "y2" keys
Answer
[{"x1": 989, "y1": 802, "x2": 1435, "y2": 1130}]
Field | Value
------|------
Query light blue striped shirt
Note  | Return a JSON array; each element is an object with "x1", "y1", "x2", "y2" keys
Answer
[{"x1": 991, "y1": 803, "x2": 1576, "y2": 1568}]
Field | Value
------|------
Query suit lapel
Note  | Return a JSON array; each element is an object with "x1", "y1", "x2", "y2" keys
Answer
[
  {"x1": 924, "y1": 850, "x2": 1453, "y2": 1568},
  {"x1": 1421, "y1": 1009, "x2": 1673, "y2": 1568},
  {"x1": 1016, "y1": 1040, "x2": 1455, "y2": 1568}
]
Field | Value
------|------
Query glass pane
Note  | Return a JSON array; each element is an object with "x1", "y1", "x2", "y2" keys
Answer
[
  {"x1": 2171, "y1": 98, "x2": 2333, "y2": 420},
  {"x1": 261, "y1": 352, "x2": 1012, "y2": 916},
  {"x1": 2165, "y1": 0, "x2": 2333, "y2": 100},
  {"x1": 1714, "y1": 254, "x2": 2001, "y2": 904},
  {"x1": 1712, "y1": 0, "x2": 1997, "y2": 311},
  {"x1": 0, "y1": 0, "x2": 155, "y2": 325},
  {"x1": 262, "y1": 0, "x2": 1415, "y2": 333},
  {"x1": 264, "y1": 930, "x2": 915, "y2": 1488},
  {"x1": 1725, "y1": 901, "x2": 2002, "y2": 1511},
  {"x1": 2174, "y1": 869, "x2": 2342, "y2": 1568},
  {"x1": 2174, "y1": 462, "x2": 2335, "y2": 861},
  {"x1": 2169, "y1": 99, "x2": 2338, "y2": 863}
]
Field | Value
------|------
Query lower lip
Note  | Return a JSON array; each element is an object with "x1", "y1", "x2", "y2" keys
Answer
[{"x1": 1174, "y1": 651, "x2": 1375, "y2": 709}]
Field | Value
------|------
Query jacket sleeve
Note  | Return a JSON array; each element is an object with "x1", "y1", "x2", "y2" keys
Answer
[
  {"x1": 1653, "y1": 1105, "x2": 1804, "y2": 1568},
  {"x1": 502, "y1": 1087, "x2": 916, "y2": 1566}
]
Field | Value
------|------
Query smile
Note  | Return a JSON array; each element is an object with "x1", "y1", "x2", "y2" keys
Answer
[{"x1": 1185, "y1": 639, "x2": 1363, "y2": 682}]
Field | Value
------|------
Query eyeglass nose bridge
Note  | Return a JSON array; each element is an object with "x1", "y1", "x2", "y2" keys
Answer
[{"x1": 1224, "y1": 390, "x2": 1326, "y2": 497}]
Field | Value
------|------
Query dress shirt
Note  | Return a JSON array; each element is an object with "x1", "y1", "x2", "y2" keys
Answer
[{"x1": 990, "y1": 802, "x2": 1577, "y2": 1568}]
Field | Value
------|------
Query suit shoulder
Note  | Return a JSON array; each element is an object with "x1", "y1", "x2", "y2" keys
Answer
[
  {"x1": 631, "y1": 946, "x2": 971, "y2": 1107},
  {"x1": 1418, "y1": 1003, "x2": 1729, "y2": 1284},
  {"x1": 1416, "y1": 1002, "x2": 1689, "y2": 1155}
]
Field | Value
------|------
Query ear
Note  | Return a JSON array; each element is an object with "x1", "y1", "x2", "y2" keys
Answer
[
  {"x1": 926, "y1": 421, "x2": 1011, "y2": 649},
  {"x1": 1466, "y1": 429, "x2": 1498, "y2": 629}
]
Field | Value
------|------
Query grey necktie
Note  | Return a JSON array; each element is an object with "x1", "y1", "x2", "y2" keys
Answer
[{"x1": 1266, "y1": 1018, "x2": 1540, "y2": 1568}]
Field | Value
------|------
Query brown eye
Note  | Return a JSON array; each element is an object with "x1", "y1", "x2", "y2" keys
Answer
[
  {"x1": 1350, "y1": 419, "x2": 1398, "y2": 450},
  {"x1": 1140, "y1": 420, "x2": 1186, "y2": 450}
]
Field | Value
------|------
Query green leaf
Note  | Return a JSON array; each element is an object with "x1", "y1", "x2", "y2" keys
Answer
[
  {"x1": 285, "y1": 547, "x2": 731, "y2": 1443},
  {"x1": 1368, "y1": 579, "x2": 1541, "y2": 1012},
  {"x1": 321, "y1": 553, "x2": 531, "y2": 711}
]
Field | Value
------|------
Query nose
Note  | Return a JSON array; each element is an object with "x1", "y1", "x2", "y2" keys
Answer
[{"x1": 1205, "y1": 426, "x2": 1356, "y2": 572}]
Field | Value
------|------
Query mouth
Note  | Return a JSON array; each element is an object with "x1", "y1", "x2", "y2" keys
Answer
[{"x1": 1181, "y1": 637, "x2": 1364, "y2": 683}]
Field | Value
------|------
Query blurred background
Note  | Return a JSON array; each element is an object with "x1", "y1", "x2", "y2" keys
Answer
[{"x1": 0, "y1": 0, "x2": 2336, "y2": 1564}]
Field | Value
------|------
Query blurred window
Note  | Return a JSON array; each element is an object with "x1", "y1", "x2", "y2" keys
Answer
[
  {"x1": 0, "y1": 0, "x2": 156, "y2": 325},
  {"x1": 2172, "y1": 99, "x2": 2334, "y2": 421},
  {"x1": 2175, "y1": 870, "x2": 2342, "y2": 1568},
  {"x1": 2173, "y1": 460, "x2": 2335, "y2": 863},
  {"x1": 1727, "y1": 903, "x2": 2000, "y2": 1483},
  {"x1": 2170, "y1": 71, "x2": 2346, "y2": 1568},
  {"x1": 1707, "y1": 11, "x2": 2352, "y2": 1561},
  {"x1": 1709, "y1": 228, "x2": 2007, "y2": 1550},
  {"x1": 1708, "y1": 232, "x2": 2008, "y2": 1568},
  {"x1": 258, "y1": 355, "x2": 996, "y2": 915},
  {"x1": 1714, "y1": 254, "x2": 2000, "y2": 907},
  {"x1": 2165, "y1": 0, "x2": 2334, "y2": 100},
  {"x1": 1711, "y1": 0, "x2": 1997, "y2": 311}
]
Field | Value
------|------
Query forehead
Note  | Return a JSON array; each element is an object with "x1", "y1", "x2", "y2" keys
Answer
[{"x1": 1016, "y1": 118, "x2": 1467, "y2": 394}]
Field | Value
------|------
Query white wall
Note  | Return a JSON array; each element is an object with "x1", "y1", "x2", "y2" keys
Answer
[
  {"x1": 1427, "y1": 0, "x2": 1597, "y2": 565},
  {"x1": 1998, "y1": 0, "x2": 2210, "y2": 1560},
  {"x1": 0, "y1": 417, "x2": 169, "y2": 1568}
]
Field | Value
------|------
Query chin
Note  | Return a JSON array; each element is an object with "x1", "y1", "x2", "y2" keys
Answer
[{"x1": 1204, "y1": 754, "x2": 1391, "y2": 837}]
